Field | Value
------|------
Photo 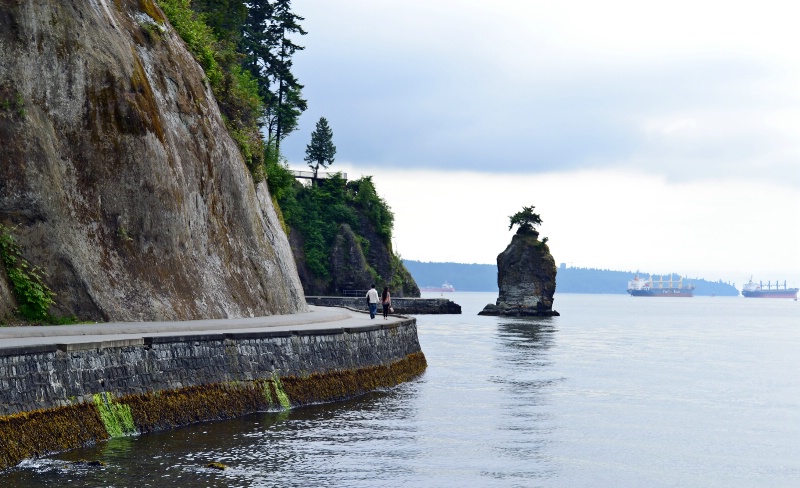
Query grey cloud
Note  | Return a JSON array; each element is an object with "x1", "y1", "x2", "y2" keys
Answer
[{"x1": 282, "y1": 39, "x2": 797, "y2": 187}]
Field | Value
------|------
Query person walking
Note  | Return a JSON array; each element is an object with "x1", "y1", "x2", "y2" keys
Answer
[
  {"x1": 381, "y1": 286, "x2": 392, "y2": 319},
  {"x1": 366, "y1": 284, "x2": 379, "y2": 319}
]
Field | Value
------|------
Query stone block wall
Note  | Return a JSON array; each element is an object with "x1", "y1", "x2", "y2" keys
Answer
[{"x1": 0, "y1": 320, "x2": 421, "y2": 417}]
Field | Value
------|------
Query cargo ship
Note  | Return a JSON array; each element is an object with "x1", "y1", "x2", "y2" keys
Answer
[
  {"x1": 420, "y1": 281, "x2": 456, "y2": 293},
  {"x1": 741, "y1": 278, "x2": 798, "y2": 299},
  {"x1": 627, "y1": 274, "x2": 694, "y2": 297}
]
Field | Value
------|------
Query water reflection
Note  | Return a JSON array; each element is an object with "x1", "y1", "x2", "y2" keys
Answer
[
  {"x1": 488, "y1": 316, "x2": 562, "y2": 481},
  {"x1": 497, "y1": 317, "x2": 558, "y2": 349}
]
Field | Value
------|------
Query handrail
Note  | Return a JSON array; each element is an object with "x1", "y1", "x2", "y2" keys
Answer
[{"x1": 290, "y1": 170, "x2": 347, "y2": 180}]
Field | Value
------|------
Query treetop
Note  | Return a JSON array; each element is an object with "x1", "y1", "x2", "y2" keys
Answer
[{"x1": 508, "y1": 205, "x2": 543, "y2": 235}]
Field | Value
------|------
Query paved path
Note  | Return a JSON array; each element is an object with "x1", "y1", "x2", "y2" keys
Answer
[{"x1": 0, "y1": 306, "x2": 406, "y2": 349}]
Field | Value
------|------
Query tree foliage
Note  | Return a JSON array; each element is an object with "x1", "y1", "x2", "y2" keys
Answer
[
  {"x1": 240, "y1": 0, "x2": 307, "y2": 150},
  {"x1": 304, "y1": 117, "x2": 336, "y2": 180},
  {"x1": 0, "y1": 225, "x2": 55, "y2": 321},
  {"x1": 508, "y1": 205, "x2": 543, "y2": 235},
  {"x1": 275, "y1": 175, "x2": 394, "y2": 280},
  {"x1": 156, "y1": 0, "x2": 307, "y2": 179}
]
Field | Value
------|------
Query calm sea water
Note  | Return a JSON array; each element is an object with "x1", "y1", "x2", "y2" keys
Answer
[{"x1": 5, "y1": 292, "x2": 800, "y2": 487}]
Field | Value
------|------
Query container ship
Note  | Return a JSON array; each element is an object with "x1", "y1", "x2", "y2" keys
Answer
[
  {"x1": 741, "y1": 278, "x2": 798, "y2": 299},
  {"x1": 627, "y1": 275, "x2": 694, "y2": 297},
  {"x1": 420, "y1": 281, "x2": 456, "y2": 293}
]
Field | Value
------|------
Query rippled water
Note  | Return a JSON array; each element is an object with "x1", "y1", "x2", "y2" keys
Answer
[{"x1": 4, "y1": 293, "x2": 800, "y2": 487}]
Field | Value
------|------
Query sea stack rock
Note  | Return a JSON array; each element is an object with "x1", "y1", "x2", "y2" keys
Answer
[{"x1": 479, "y1": 207, "x2": 558, "y2": 316}]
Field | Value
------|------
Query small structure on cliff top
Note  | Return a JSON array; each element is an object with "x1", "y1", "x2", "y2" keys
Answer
[{"x1": 479, "y1": 206, "x2": 559, "y2": 316}]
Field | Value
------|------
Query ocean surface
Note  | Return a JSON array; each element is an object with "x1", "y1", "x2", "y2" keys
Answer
[{"x1": 4, "y1": 292, "x2": 799, "y2": 487}]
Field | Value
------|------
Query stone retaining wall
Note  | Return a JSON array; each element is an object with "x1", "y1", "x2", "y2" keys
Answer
[
  {"x1": 306, "y1": 297, "x2": 462, "y2": 314},
  {"x1": 0, "y1": 320, "x2": 421, "y2": 416},
  {"x1": 0, "y1": 319, "x2": 426, "y2": 469}
]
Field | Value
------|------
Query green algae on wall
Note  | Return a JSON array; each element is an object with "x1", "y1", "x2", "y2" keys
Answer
[
  {"x1": 271, "y1": 372, "x2": 292, "y2": 410},
  {"x1": 93, "y1": 392, "x2": 136, "y2": 437}
]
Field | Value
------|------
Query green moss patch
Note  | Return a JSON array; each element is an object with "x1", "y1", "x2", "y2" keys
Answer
[
  {"x1": 270, "y1": 373, "x2": 292, "y2": 410},
  {"x1": 93, "y1": 392, "x2": 136, "y2": 437}
]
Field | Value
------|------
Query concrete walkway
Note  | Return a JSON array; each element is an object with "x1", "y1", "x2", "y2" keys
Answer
[{"x1": 0, "y1": 306, "x2": 407, "y2": 349}]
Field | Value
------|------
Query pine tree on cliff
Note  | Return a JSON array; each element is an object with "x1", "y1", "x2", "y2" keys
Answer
[
  {"x1": 268, "y1": 0, "x2": 307, "y2": 150},
  {"x1": 508, "y1": 205, "x2": 543, "y2": 236},
  {"x1": 240, "y1": 0, "x2": 307, "y2": 150},
  {"x1": 304, "y1": 117, "x2": 336, "y2": 183}
]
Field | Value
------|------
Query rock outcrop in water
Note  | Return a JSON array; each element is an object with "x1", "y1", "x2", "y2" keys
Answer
[
  {"x1": 479, "y1": 231, "x2": 558, "y2": 316},
  {"x1": 0, "y1": 0, "x2": 306, "y2": 321}
]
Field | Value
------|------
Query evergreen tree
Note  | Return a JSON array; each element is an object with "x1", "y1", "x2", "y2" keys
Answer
[
  {"x1": 508, "y1": 205, "x2": 543, "y2": 236},
  {"x1": 240, "y1": 0, "x2": 307, "y2": 149},
  {"x1": 192, "y1": 0, "x2": 247, "y2": 45},
  {"x1": 268, "y1": 0, "x2": 307, "y2": 149},
  {"x1": 241, "y1": 1, "x2": 276, "y2": 103},
  {"x1": 304, "y1": 117, "x2": 336, "y2": 181}
]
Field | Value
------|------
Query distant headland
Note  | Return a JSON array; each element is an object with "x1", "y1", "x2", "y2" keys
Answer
[{"x1": 404, "y1": 261, "x2": 740, "y2": 297}]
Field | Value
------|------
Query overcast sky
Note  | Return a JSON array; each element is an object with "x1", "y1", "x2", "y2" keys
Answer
[{"x1": 282, "y1": 0, "x2": 800, "y2": 287}]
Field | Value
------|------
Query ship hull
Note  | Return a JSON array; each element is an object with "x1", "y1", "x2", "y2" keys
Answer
[
  {"x1": 628, "y1": 289, "x2": 694, "y2": 297},
  {"x1": 742, "y1": 289, "x2": 798, "y2": 299}
]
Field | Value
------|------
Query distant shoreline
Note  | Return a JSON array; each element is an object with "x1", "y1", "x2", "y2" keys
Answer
[{"x1": 406, "y1": 260, "x2": 740, "y2": 297}]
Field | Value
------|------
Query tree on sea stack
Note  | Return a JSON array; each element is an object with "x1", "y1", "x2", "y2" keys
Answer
[
  {"x1": 508, "y1": 205, "x2": 543, "y2": 237},
  {"x1": 304, "y1": 117, "x2": 336, "y2": 184}
]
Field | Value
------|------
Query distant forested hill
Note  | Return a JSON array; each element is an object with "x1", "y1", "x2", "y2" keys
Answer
[
  {"x1": 402, "y1": 261, "x2": 497, "y2": 292},
  {"x1": 403, "y1": 260, "x2": 739, "y2": 296}
]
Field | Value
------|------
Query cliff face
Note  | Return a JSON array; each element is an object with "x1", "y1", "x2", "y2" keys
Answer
[
  {"x1": 0, "y1": 0, "x2": 306, "y2": 321},
  {"x1": 479, "y1": 233, "x2": 558, "y2": 316},
  {"x1": 291, "y1": 219, "x2": 419, "y2": 298},
  {"x1": 329, "y1": 223, "x2": 375, "y2": 294},
  {"x1": 328, "y1": 219, "x2": 419, "y2": 297}
]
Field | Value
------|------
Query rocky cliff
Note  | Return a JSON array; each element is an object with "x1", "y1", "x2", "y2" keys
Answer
[
  {"x1": 479, "y1": 233, "x2": 559, "y2": 316},
  {"x1": 291, "y1": 218, "x2": 420, "y2": 298},
  {"x1": 274, "y1": 175, "x2": 419, "y2": 298},
  {"x1": 0, "y1": 0, "x2": 306, "y2": 321}
]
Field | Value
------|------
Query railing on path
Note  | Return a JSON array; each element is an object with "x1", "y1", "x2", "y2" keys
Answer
[
  {"x1": 306, "y1": 296, "x2": 462, "y2": 314},
  {"x1": 291, "y1": 170, "x2": 347, "y2": 181},
  {"x1": 341, "y1": 289, "x2": 369, "y2": 297}
]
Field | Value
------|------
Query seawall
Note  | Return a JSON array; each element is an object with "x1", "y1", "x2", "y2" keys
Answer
[
  {"x1": 306, "y1": 296, "x2": 462, "y2": 314},
  {"x1": 0, "y1": 308, "x2": 426, "y2": 470}
]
